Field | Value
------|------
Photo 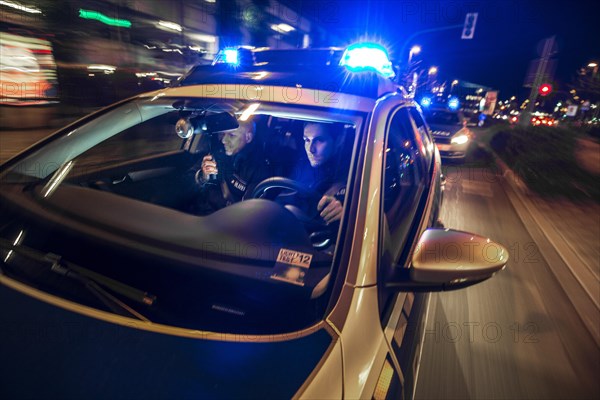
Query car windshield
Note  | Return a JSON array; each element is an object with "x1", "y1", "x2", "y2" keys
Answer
[
  {"x1": 426, "y1": 110, "x2": 461, "y2": 125},
  {"x1": 0, "y1": 96, "x2": 362, "y2": 334}
]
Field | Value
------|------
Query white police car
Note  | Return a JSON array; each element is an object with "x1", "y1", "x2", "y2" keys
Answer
[
  {"x1": 0, "y1": 43, "x2": 507, "y2": 399},
  {"x1": 425, "y1": 108, "x2": 472, "y2": 160}
]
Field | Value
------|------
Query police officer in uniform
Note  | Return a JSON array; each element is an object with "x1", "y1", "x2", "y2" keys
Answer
[
  {"x1": 193, "y1": 119, "x2": 269, "y2": 214},
  {"x1": 291, "y1": 121, "x2": 348, "y2": 225}
]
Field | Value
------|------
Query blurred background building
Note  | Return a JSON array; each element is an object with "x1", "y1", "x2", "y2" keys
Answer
[{"x1": 1, "y1": 0, "x2": 336, "y2": 126}]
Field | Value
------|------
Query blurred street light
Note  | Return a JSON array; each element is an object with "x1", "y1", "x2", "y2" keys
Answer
[
  {"x1": 271, "y1": 23, "x2": 295, "y2": 33},
  {"x1": 451, "y1": 79, "x2": 459, "y2": 92},
  {"x1": 427, "y1": 66, "x2": 438, "y2": 91},
  {"x1": 587, "y1": 62, "x2": 598, "y2": 75},
  {"x1": 0, "y1": 0, "x2": 41, "y2": 14},
  {"x1": 158, "y1": 20, "x2": 183, "y2": 32},
  {"x1": 408, "y1": 45, "x2": 421, "y2": 64}
]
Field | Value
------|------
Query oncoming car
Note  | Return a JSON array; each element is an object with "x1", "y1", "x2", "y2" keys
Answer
[
  {"x1": 0, "y1": 43, "x2": 508, "y2": 399},
  {"x1": 425, "y1": 108, "x2": 472, "y2": 160}
]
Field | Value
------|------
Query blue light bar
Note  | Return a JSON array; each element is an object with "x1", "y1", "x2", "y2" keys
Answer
[
  {"x1": 223, "y1": 49, "x2": 238, "y2": 65},
  {"x1": 340, "y1": 43, "x2": 395, "y2": 78},
  {"x1": 420, "y1": 97, "x2": 432, "y2": 107},
  {"x1": 448, "y1": 96, "x2": 460, "y2": 110},
  {"x1": 213, "y1": 48, "x2": 240, "y2": 66}
]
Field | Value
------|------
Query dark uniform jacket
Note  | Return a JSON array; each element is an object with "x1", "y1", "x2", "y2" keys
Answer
[
  {"x1": 274, "y1": 155, "x2": 347, "y2": 228},
  {"x1": 292, "y1": 156, "x2": 347, "y2": 202},
  {"x1": 192, "y1": 142, "x2": 270, "y2": 214}
]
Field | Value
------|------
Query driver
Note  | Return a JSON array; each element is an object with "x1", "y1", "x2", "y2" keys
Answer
[
  {"x1": 292, "y1": 122, "x2": 348, "y2": 225},
  {"x1": 191, "y1": 119, "x2": 269, "y2": 214}
]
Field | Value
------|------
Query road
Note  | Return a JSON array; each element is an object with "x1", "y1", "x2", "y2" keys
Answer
[
  {"x1": 415, "y1": 146, "x2": 599, "y2": 399},
  {"x1": 2, "y1": 126, "x2": 599, "y2": 399},
  {"x1": 1, "y1": 108, "x2": 90, "y2": 163},
  {"x1": 0, "y1": 127, "x2": 57, "y2": 164}
]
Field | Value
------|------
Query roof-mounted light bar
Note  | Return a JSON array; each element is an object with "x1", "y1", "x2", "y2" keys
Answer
[
  {"x1": 420, "y1": 96, "x2": 432, "y2": 107},
  {"x1": 448, "y1": 96, "x2": 460, "y2": 110},
  {"x1": 340, "y1": 43, "x2": 395, "y2": 78},
  {"x1": 212, "y1": 46, "x2": 255, "y2": 66},
  {"x1": 223, "y1": 49, "x2": 238, "y2": 65}
]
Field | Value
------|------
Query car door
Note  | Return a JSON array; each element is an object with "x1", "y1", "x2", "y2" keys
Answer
[{"x1": 377, "y1": 104, "x2": 438, "y2": 400}]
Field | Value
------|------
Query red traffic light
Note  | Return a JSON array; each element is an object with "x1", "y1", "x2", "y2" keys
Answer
[{"x1": 538, "y1": 83, "x2": 552, "y2": 96}]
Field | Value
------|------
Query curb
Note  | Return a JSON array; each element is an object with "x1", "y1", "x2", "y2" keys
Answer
[{"x1": 482, "y1": 143, "x2": 600, "y2": 345}]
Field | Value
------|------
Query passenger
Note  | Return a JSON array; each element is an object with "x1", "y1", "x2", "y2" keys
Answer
[
  {"x1": 192, "y1": 119, "x2": 269, "y2": 214},
  {"x1": 293, "y1": 121, "x2": 348, "y2": 225}
]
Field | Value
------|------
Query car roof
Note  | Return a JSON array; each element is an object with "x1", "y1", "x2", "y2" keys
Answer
[{"x1": 178, "y1": 47, "x2": 400, "y2": 99}]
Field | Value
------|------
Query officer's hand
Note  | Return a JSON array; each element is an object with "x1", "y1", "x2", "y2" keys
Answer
[
  {"x1": 317, "y1": 195, "x2": 343, "y2": 225},
  {"x1": 200, "y1": 154, "x2": 218, "y2": 182}
]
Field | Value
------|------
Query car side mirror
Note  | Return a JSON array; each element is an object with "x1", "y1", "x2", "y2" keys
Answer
[{"x1": 387, "y1": 228, "x2": 508, "y2": 292}]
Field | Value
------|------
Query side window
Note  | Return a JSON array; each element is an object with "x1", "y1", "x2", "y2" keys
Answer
[
  {"x1": 73, "y1": 112, "x2": 185, "y2": 169},
  {"x1": 409, "y1": 108, "x2": 435, "y2": 163},
  {"x1": 379, "y1": 108, "x2": 431, "y2": 400},
  {"x1": 381, "y1": 107, "x2": 429, "y2": 265}
]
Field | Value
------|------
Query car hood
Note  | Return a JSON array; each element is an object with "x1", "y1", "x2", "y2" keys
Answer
[
  {"x1": 428, "y1": 123, "x2": 465, "y2": 137},
  {"x1": 0, "y1": 281, "x2": 335, "y2": 399}
]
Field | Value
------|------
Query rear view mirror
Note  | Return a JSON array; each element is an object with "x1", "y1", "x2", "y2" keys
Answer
[
  {"x1": 203, "y1": 112, "x2": 239, "y2": 133},
  {"x1": 175, "y1": 112, "x2": 239, "y2": 138},
  {"x1": 387, "y1": 228, "x2": 508, "y2": 292}
]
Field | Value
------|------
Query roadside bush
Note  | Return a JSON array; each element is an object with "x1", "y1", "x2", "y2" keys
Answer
[{"x1": 490, "y1": 126, "x2": 600, "y2": 200}]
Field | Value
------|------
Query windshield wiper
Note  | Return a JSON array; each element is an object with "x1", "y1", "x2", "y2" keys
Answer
[{"x1": 0, "y1": 238, "x2": 156, "y2": 322}]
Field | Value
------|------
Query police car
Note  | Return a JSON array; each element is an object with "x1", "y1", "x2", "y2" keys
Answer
[
  {"x1": 424, "y1": 108, "x2": 472, "y2": 160},
  {"x1": 0, "y1": 43, "x2": 507, "y2": 399}
]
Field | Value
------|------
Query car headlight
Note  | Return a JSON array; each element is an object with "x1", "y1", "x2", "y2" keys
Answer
[{"x1": 451, "y1": 134, "x2": 469, "y2": 144}]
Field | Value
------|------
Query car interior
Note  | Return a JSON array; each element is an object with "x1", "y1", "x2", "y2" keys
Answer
[{"x1": 1, "y1": 99, "x2": 359, "y2": 333}]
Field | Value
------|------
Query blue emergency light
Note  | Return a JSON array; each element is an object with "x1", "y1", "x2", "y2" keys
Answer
[
  {"x1": 448, "y1": 96, "x2": 460, "y2": 110},
  {"x1": 340, "y1": 43, "x2": 395, "y2": 78},
  {"x1": 420, "y1": 97, "x2": 432, "y2": 107},
  {"x1": 223, "y1": 49, "x2": 239, "y2": 65},
  {"x1": 212, "y1": 47, "x2": 254, "y2": 66}
]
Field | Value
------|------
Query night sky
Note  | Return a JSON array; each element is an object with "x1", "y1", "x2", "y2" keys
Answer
[{"x1": 295, "y1": 0, "x2": 600, "y2": 99}]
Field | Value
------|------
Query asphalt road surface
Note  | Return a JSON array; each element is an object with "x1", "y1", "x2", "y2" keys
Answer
[{"x1": 415, "y1": 146, "x2": 599, "y2": 399}]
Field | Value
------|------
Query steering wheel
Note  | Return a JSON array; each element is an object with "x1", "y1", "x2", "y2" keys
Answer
[
  {"x1": 251, "y1": 177, "x2": 322, "y2": 219},
  {"x1": 251, "y1": 177, "x2": 333, "y2": 249}
]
